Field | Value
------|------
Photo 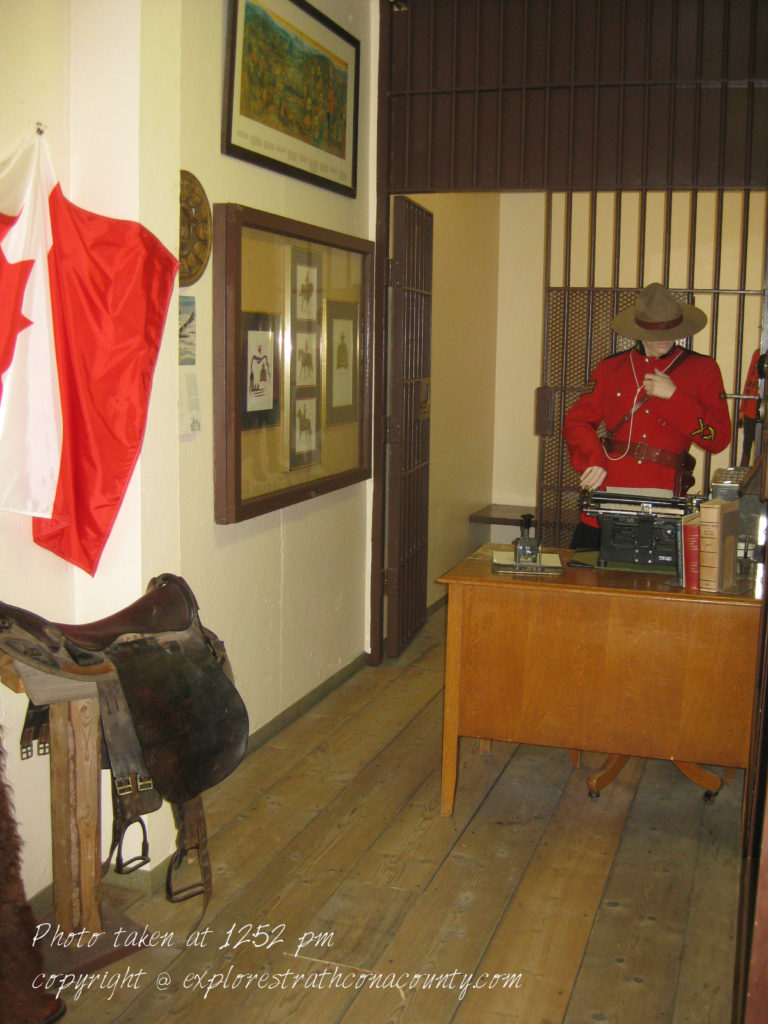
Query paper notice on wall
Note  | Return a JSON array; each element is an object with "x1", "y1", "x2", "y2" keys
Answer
[
  {"x1": 179, "y1": 296, "x2": 201, "y2": 438},
  {"x1": 179, "y1": 367, "x2": 201, "y2": 439}
]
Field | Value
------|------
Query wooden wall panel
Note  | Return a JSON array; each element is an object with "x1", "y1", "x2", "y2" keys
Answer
[{"x1": 385, "y1": 0, "x2": 768, "y2": 194}]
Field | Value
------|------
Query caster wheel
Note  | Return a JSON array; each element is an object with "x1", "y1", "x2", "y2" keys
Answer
[
  {"x1": 703, "y1": 789, "x2": 718, "y2": 804},
  {"x1": 589, "y1": 790, "x2": 600, "y2": 802}
]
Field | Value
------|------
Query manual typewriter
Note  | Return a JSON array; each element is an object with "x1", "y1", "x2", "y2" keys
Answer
[{"x1": 582, "y1": 490, "x2": 701, "y2": 568}]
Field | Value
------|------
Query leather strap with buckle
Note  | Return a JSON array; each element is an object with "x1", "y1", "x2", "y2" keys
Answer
[
  {"x1": 602, "y1": 439, "x2": 696, "y2": 496},
  {"x1": 603, "y1": 438, "x2": 682, "y2": 468}
]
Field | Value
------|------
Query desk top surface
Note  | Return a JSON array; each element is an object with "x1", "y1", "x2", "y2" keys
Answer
[{"x1": 439, "y1": 544, "x2": 761, "y2": 606}]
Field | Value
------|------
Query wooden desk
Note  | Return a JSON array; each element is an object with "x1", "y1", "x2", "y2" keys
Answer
[{"x1": 438, "y1": 547, "x2": 761, "y2": 815}]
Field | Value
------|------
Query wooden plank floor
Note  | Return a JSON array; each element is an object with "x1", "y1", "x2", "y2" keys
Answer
[{"x1": 54, "y1": 608, "x2": 742, "y2": 1023}]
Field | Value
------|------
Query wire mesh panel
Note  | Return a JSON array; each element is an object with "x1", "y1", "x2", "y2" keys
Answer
[{"x1": 538, "y1": 287, "x2": 635, "y2": 546}]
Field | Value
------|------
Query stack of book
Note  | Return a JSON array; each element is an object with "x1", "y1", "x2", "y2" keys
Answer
[{"x1": 679, "y1": 498, "x2": 740, "y2": 592}]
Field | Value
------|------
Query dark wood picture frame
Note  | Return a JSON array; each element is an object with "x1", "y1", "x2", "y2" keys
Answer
[
  {"x1": 221, "y1": 0, "x2": 360, "y2": 197},
  {"x1": 213, "y1": 203, "x2": 374, "y2": 523}
]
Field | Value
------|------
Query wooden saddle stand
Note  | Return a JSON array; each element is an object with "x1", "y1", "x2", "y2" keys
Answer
[{"x1": 0, "y1": 574, "x2": 249, "y2": 956}]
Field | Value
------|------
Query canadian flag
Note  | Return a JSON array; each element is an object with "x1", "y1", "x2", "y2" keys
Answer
[{"x1": 0, "y1": 131, "x2": 178, "y2": 574}]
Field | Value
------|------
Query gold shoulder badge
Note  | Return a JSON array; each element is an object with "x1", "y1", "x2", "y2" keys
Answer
[{"x1": 691, "y1": 417, "x2": 716, "y2": 441}]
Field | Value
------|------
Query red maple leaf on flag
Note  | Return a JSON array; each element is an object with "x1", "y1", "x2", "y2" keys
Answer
[{"x1": 0, "y1": 214, "x2": 34, "y2": 401}]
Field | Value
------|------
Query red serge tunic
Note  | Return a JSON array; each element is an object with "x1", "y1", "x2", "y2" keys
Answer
[{"x1": 563, "y1": 345, "x2": 731, "y2": 527}]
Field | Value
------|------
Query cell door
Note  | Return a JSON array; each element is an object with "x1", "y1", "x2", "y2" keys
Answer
[{"x1": 384, "y1": 196, "x2": 433, "y2": 657}]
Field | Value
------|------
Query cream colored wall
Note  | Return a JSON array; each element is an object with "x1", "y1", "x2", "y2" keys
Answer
[
  {"x1": 492, "y1": 194, "x2": 547, "y2": 511},
  {"x1": 413, "y1": 194, "x2": 500, "y2": 606},
  {"x1": 178, "y1": 0, "x2": 375, "y2": 727},
  {"x1": 0, "y1": 0, "x2": 377, "y2": 900}
]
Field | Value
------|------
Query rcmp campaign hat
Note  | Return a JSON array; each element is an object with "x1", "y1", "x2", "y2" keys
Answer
[{"x1": 611, "y1": 282, "x2": 707, "y2": 342}]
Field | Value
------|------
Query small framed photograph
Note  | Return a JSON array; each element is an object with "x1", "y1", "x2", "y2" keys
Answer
[
  {"x1": 326, "y1": 301, "x2": 358, "y2": 424},
  {"x1": 293, "y1": 248, "x2": 322, "y2": 323},
  {"x1": 241, "y1": 313, "x2": 281, "y2": 428},
  {"x1": 222, "y1": 0, "x2": 360, "y2": 197},
  {"x1": 294, "y1": 330, "x2": 319, "y2": 389},
  {"x1": 291, "y1": 394, "x2": 320, "y2": 467}
]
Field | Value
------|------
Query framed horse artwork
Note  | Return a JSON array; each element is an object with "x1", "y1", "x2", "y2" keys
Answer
[
  {"x1": 290, "y1": 248, "x2": 322, "y2": 468},
  {"x1": 212, "y1": 203, "x2": 373, "y2": 522}
]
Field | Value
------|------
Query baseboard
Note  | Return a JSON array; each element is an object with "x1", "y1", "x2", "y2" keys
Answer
[
  {"x1": 243, "y1": 652, "x2": 367, "y2": 756},
  {"x1": 30, "y1": 852, "x2": 175, "y2": 916}
]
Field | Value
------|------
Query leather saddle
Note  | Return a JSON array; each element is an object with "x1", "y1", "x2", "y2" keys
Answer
[{"x1": 0, "y1": 574, "x2": 249, "y2": 920}]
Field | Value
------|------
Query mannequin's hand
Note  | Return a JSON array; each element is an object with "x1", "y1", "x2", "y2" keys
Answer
[
  {"x1": 643, "y1": 369, "x2": 676, "y2": 399},
  {"x1": 580, "y1": 465, "x2": 608, "y2": 490}
]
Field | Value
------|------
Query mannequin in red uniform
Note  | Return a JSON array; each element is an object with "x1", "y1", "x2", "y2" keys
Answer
[{"x1": 563, "y1": 283, "x2": 731, "y2": 548}]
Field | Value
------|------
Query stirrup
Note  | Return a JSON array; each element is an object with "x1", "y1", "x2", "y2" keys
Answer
[
  {"x1": 165, "y1": 847, "x2": 206, "y2": 904},
  {"x1": 103, "y1": 816, "x2": 151, "y2": 875}
]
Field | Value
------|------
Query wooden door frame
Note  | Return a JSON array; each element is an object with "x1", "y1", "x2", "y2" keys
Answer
[
  {"x1": 370, "y1": 3, "x2": 434, "y2": 663},
  {"x1": 384, "y1": 196, "x2": 433, "y2": 657},
  {"x1": 367, "y1": 0, "x2": 394, "y2": 665}
]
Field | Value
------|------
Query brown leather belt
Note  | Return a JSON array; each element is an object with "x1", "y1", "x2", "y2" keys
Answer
[{"x1": 603, "y1": 438, "x2": 683, "y2": 468}]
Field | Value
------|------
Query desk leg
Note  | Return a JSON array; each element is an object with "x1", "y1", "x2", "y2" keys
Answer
[
  {"x1": 673, "y1": 760, "x2": 724, "y2": 796},
  {"x1": 49, "y1": 698, "x2": 102, "y2": 934},
  {"x1": 441, "y1": 589, "x2": 462, "y2": 816},
  {"x1": 588, "y1": 753, "x2": 630, "y2": 797}
]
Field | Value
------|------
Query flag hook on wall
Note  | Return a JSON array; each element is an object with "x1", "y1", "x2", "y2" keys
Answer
[{"x1": 0, "y1": 130, "x2": 178, "y2": 574}]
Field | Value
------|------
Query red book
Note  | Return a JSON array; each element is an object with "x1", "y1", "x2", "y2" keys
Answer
[{"x1": 682, "y1": 511, "x2": 700, "y2": 590}]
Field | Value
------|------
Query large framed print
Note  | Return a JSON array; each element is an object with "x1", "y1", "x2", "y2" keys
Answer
[
  {"x1": 213, "y1": 204, "x2": 374, "y2": 523},
  {"x1": 222, "y1": 0, "x2": 360, "y2": 198}
]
